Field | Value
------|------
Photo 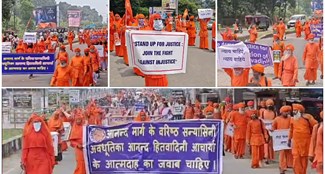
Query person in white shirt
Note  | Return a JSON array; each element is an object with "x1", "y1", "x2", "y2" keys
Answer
[{"x1": 161, "y1": 102, "x2": 173, "y2": 120}]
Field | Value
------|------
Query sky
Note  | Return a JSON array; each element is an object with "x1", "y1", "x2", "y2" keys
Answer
[{"x1": 55, "y1": 0, "x2": 107, "y2": 22}]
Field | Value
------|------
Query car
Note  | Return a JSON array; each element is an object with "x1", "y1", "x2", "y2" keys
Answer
[
  {"x1": 287, "y1": 14, "x2": 306, "y2": 29},
  {"x1": 207, "y1": 20, "x2": 215, "y2": 30}
]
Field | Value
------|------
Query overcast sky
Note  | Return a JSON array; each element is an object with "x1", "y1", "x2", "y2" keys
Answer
[{"x1": 55, "y1": 0, "x2": 107, "y2": 22}]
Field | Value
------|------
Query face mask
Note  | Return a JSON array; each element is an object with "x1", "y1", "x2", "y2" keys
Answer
[
  {"x1": 76, "y1": 53, "x2": 81, "y2": 56},
  {"x1": 253, "y1": 72, "x2": 260, "y2": 79},
  {"x1": 239, "y1": 109, "x2": 245, "y2": 114},
  {"x1": 267, "y1": 106, "x2": 274, "y2": 110},
  {"x1": 33, "y1": 122, "x2": 41, "y2": 132},
  {"x1": 234, "y1": 69, "x2": 243, "y2": 76},
  {"x1": 309, "y1": 40, "x2": 314, "y2": 44},
  {"x1": 85, "y1": 53, "x2": 89, "y2": 56},
  {"x1": 294, "y1": 111, "x2": 301, "y2": 120},
  {"x1": 154, "y1": 20, "x2": 164, "y2": 31},
  {"x1": 138, "y1": 19, "x2": 145, "y2": 27}
]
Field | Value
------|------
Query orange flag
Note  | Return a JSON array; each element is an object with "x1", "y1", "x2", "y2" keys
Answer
[{"x1": 125, "y1": 0, "x2": 133, "y2": 23}]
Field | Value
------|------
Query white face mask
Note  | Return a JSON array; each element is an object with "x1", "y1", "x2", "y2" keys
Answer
[
  {"x1": 33, "y1": 122, "x2": 42, "y2": 132},
  {"x1": 153, "y1": 20, "x2": 164, "y2": 31},
  {"x1": 76, "y1": 53, "x2": 81, "y2": 56},
  {"x1": 309, "y1": 40, "x2": 314, "y2": 44},
  {"x1": 239, "y1": 108, "x2": 245, "y2": 114}
]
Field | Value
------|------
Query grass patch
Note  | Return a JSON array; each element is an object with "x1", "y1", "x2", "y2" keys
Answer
[{"x1": 2, "y1": 129, "x2": 23, "y2": 142}]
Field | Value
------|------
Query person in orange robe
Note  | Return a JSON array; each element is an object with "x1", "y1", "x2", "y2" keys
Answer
[
  {"x1": 199, "y1": 18, "x2": 210, "y2": 49},
  {"x1": 16, "y1": 40, "x2": 26, "y2": 53},
  {"x1": 113, "y1": 14, "x2": 122, "y2": 56},
  {"x1": 309, "y1": 111, "x2": 323, "y2": 174},
  {"x1": 133, "y1": 14, "x2": 150, "y2": 77},
  {"x1": 272, "y1": 34, "x2": 285, "y2": 79},
  {"x1": 21, "y1": 114, "x2": 55, "y2": 174},
  {"x1": 184, "y1": 101, "x2": 195, "y2": 119},
  {"x1": 278, "y1": 44, "x2": 299, "y2": 87},
  {"x1": 246, "y1": 110, "x2": 269, "y2": 168},
  {"x1": 89, "y1": 45, "x2": 100, "y2": 85},
  {"x1": 272, "y1": 105, "x2": 293, "y2": 173},
  {"x1": 134, "y1": 110, "x2": 151, "y2": 122},
  {"x1": 50, "y1": 56, "x2": 72, "y2": 87},
  {"x1": 78, "y1": 31, "x2": 83, "y2": 44},
  {"x1": 70, "y1": 48, "x2": 85, "y2": 86},
  {"x1": 221, "y1": 27, "x2": 235, "y2": 41},
  {"x1": 231, "y1": 102, "x2": 248, "y2": 159},
  {"x1": 37, "y1": 37, "x2": 46, "y2": 53},
  {"x1": 83, "y1": 48, "x2": 93, "y2": 86},
  {"x1": 187, "y1": 16, "x2": 196, "y2": 46},
  {"x1": 223, "y1": 104, "x2": 233, "y2": 152},
  {"x1": 313, "y1": 111, "x2": 323, "y2": 174},
  {"x1": 70, "y1": 112, "x2": 86, "y2": 174},
  {"x1": 261, "y1": 99, "x2": 276, "y2": 164},
  {"x1": 295, "y1": 19, "x2": 303, "y2": 38},
  {"x1": 318, "y1": 37, "x2": 323, "y2": 79},
  {"x1": 249, "y1": 64, "x2": 272, "y2": 86},
  {"x1": 289, "y1": 104, "x2": 318, "y2": 174},
  {"x1": 258, "y1": 100, "x2": 266, "y2": 117},
  {"x1": 165, "y1": 13, "x2": 173, "y2": 32},
  {"x1": 213, "y1": 103, "x2": 221, "y2": 119},
  {"x1": 203, "y1": 101, "x2": 215, "y2": 118},
  {"x1": 47, "y1": 110, "x2": 65, "y2": 164},
  {"x1": 249, "y1": 25, "x2": 258, "y2": 43},
  {"x1": 304, "y1": 21, "x2": 311, "y2": 40},
  {"x1": 121, "y1": 15, "x2": 136, "y2": 66},
  {"x1": 109, "y1": 12, "x2": 115, "y2": 52},
  {"x1": 246, "y1": 101, "x2": 257, "y2": 122},
  {"x1": 224, "y1": 68, "x2": 250, "y2": 87},
  {"x1": 67, "y1": 31, "x2": 74, "y2": 51},
  {"x1": 143, "y1": 13, "x2": 168, "y2": 87},
  {"x1": 303, "y1": 34, "x2": 320, "y2": 86},
  {"x1": 56, "y1": 45, "x2": 69, "y2": 62},
  {"x1": 277, "y1": 19, "x2": 286, "y2": 41},
  {"x1": 193, "y1": 102, "x2": 204, "y2": 119},
  {"x1": 212, "y1": 21, "x2": 216, "y2": 51}
]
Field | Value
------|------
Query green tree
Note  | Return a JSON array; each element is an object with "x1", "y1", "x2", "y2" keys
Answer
[
  {"x1": 32, "y1": 0, "x2": 56, "y2": 7},
  {"x1": 20, "y1": 0, "x2": 35, "y2": 30},
  {"x1": 2, "y1": 0, "x2": 16, "y2": 28}
]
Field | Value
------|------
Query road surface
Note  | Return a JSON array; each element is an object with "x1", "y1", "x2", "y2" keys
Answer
[
  {"x1": 4, "y1": 149, "x2": 318, "y2": 174},
  {"x1": 2, "y1": 42, "x2": 108, "y2": 87},
  {"x1": 217, "y1": 33, "x2": 323, "y2": 87},
  {"x1": 110, "y1": 30, "x2": 215, "y2": 87}
]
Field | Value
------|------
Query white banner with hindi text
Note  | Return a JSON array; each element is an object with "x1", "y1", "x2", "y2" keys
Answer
[
  {"x1": 217, "y1": 42, "x2": 251, "y2": 68},
  {"x1": 272, "y1": 129, "x2": 291, "y2": 151}
]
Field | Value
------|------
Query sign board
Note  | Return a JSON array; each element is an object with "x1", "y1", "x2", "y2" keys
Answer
[
  {"x1": 273, "y1": 50, "x2": 281, "y2": 63},
  {"x1": 67, "y1": 10, "x2": 81, "y2": 27},
  {"x1": 2, "y1": 42, "x2": 12, "y2": 53},
  {"x1": 272, "y1": 129, "x2": 291, "y2": 151},
  {"x1": 94, "y1": 45, "x2": 104, "y2": 57},
  {"x1": 162, "y1": 0, "x2": 176, "y2": 9},
  {"x1": 51, "y1": 132, "x2": 59, "y2": 156},
  {"x1": 69, "y1": 90, "x2": 80, "y2": 103},
  {"x1": 13, "y1": 95, "x2": 32, "y2": 108},
  {"x1": 224, "y1": 124, "x2": 234, "y2": 137},
  {"x1": 198, "y1": 9, "x2": 213, "y2": 19},
  {"x1": 217, "y1": 42, "x2": 251, "y2": 68},
  {"x1": 61, "y1": 122, "x2": 72, "y2": 141},
  {"x1": 2, "y1": 53, "x2": 55, "y2": 75},
  {"x1": 23, "y1": 32, "x2": 37, "y2": 43},
  {"x1": 84, "y1": 120, "x2": 223, "y2": 174},
  {"x1": 33, "y1": 6, "x2": 57, "y2": 25},
  {"x1": 126, "y1": 30, "x2": 188, "y2": 75},
  {"x1": 172, "y1": 90, "x2": 185, "y2": 98}
]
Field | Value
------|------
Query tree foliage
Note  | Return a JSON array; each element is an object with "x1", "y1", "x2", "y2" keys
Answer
[
  {"x1": 218, "y1": 0, "x2": 312, "y2": 25},
  {"x1": 2, "y1": 0, "x2": 16, "y2": 28}
]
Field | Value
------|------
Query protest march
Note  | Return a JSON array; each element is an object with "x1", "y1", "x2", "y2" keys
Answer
[
  {"x1": 7, "y1": 88, "x2": 322, "y2": 174},
  {"x1": 110, "y1": 0, "x2": 216, "y2": 87},
  {"x1": 2, "y1": 1, "x2": 108, "y2": 87},
  {"x1": 217, "y1": 9, "x2": 323, "y2": 87}
]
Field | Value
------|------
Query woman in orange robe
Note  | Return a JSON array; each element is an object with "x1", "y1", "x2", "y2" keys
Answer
[
  {"x1": 199, "y1": 18, "x2": 210, "y2": 49},
  {"x1": 21, "y1": 114, "x2": 55, "y2": 174},
  {"x1": 187, "y1": 16, "x2": 196, "y2": 46},
  {"x1": 83, "y1": 48, "x2": 93, "y2": 86}
]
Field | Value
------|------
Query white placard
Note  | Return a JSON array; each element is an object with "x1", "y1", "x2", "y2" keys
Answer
[
  {"x1": 2, "y1": 42, "x2": 12, "y2": 53},
  {"x1": 218, "y1": 42, "x2": 251, "y2": 68},
  {"x1": 126, "y1": 30, "x2": 188, "y2": 75},
  {"x1": 94, "y1": 45, "x2": 104, "y2": 57},
  {"x1": 262, "y1": 119, "x2": 273, "y2": 131},
  {"x1": 272, "y1": 129, "x2": 291, "y2": 151},
  {"x1": 225, "y1": 124, "x2": 234, "y2": 137},
  {"x1": 51, "y1": 132, "x2": 59, "y2": 156},
  {"x1": 198, "y1": 9, "x2": 213, "y2": 19},
  {"x1": 23, "y1": 32, "x2": 37, "y2": 43},
  {"x1": 69, "y1": 90, "x2": 80, "y2": 103},
  {"x1": 61, "y1": 122, "x2": 72, "y2": 141}
]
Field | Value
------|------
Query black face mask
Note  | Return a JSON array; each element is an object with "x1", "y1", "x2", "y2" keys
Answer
[
  {"x1": 85, "y1": 53, "x2": 89, "y2": 56},
  {"x1": 267, "y1": 106, "x2": 274, "y2": 110}
]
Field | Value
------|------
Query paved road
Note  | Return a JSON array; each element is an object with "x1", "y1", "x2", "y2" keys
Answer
[
  {"x1": 4, "y1": 148, "x2": 318, "y2": 174},
  {"x1": 217, "y1": 33, "x2": 323, "y2": 87},
  {"x1": 110, "y1": 30, "x2": 215, "y2": 87},
  {"x1": 2, "y1": 42, "x2": 108, "y2": 87}
]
